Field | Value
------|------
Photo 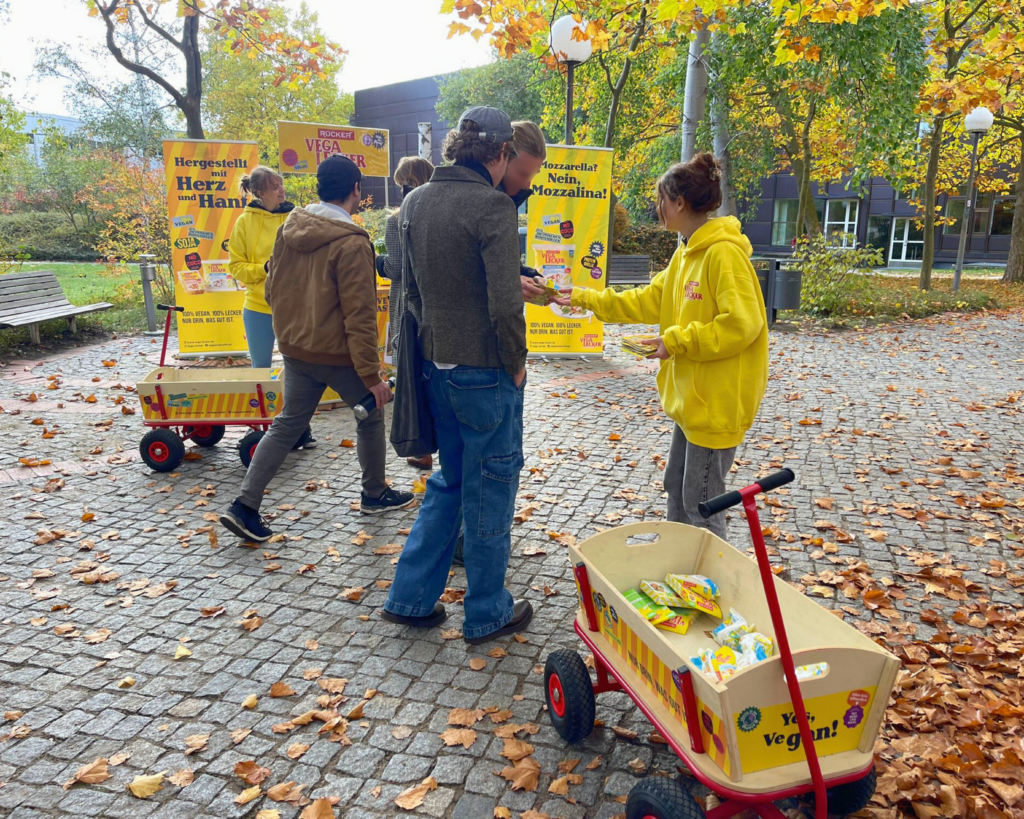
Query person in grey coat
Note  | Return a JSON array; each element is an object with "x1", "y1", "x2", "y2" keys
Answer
[{"x1": 382, "y1": 107, "x2": 533, "y2": 645}]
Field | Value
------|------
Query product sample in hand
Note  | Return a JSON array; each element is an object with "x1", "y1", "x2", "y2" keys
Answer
[
  {"x1": 529, "y1": 277, "x2": 561, "y2": 307},
  {"x1": 621, "y1": 334, "x2": 658, "y2": 356},
  {"x1": 641, "y1": 579, "x2": 722, "y2": 618},
  {"x1": 666, "y1": 573, "x2": 720, "y2": 600},
  {"x1": 624, "y1": 588, "x2": 674, "y2": 625}
]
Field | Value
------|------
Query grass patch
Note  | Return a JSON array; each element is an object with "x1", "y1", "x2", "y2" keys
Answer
[
  {"x1": 0, "y1": 261, "x2": 149, "y2": 357},
  {"x1": 795, "y1": 273, "x2": 1024, "y2": 327}
]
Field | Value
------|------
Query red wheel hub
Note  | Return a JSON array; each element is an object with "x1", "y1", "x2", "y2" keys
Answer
[
  {"x1": 548, "y1": 673, "x2": 566, "y2": 718},
  {"x1": 193, "y1": 425, "x2": 212, "y2": 438},
  {"x1": 642, "y1": 815, "x2": 660, "y2": 819},
  {"x1": 250, "y1": 443, "x2": 259, "y2": 459},
  {"x1": 148, "y1": 442, "x2": 170, "y2": 463}
]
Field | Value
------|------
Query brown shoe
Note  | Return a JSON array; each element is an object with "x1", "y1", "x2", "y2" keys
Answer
[{"x1": 407, "y1": 455, "x2": 433, "y2": 470}]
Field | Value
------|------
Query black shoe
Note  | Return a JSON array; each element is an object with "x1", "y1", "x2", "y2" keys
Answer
[
  {"x1": 452, "y1": 533, "x2": 465, "y2": 568},
  {"x1": 219, "y1": 500, "x2": 273, "y2": 542},
  {"x1": 464, "y1": 600, "x2": 533, "y2": 645},
  {"x1": 361, "y1": 487, "x2": 416, "y2": 514},
  {"x1": 292, "y1": 427, "x2": 317, "y2": 450},
  {"x1": 381, "y1": 603, "x2": 447, "y2": 628}
]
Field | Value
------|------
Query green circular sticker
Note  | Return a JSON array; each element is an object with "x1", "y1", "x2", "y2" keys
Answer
[{"x1": 737, "y1": 706, "x2": 761, "y2": 733}]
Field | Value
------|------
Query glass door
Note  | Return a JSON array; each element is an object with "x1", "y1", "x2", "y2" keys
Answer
[{"x1": 890, "y1": 217, "x2": 923, "y2": 262}]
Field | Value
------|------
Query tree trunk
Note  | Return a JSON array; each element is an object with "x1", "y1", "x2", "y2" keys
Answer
[
  {"x1": 710, "y1": 34, "x2": 736, "y2": 218},
  {"x1": 919, "y1": 116, "x2": 944, "y2": 290},
  {"x1": 681, "y1": 27, "x2": 710, "y2": 163},
  {"x1": 1002, "y1": 134, "x2": 1024, "y2": 283},
  {"x1": 181, "y1": 12, "x2": 205, "y2": 139}
]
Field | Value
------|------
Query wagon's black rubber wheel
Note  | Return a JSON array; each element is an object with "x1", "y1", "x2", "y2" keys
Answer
[
  {"x1": 544, "y1": 649, "x2": 596, "y2": 744},
  {"x1": 140, "y1": 429, "x2": 185, "y2": 473},
  {"x1": 185, "y1": 424, "x2": 225, "y2": 448},
  {"x1": 807, "y1": 769, "x2": 877, "y2": 818},
  {"x1": 238, "y1": 429, "x2": 265, "y2": 468},
  {"x1": 625, "y1": 777, "x2": 703, "y2": 819}
]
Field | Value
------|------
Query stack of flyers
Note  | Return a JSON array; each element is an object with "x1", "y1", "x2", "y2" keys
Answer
[{"x1": 622, "y1": 334, "x2": 657, "y2": 356}]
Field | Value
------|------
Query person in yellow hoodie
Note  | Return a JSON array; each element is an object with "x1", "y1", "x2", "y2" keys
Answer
[
  {"x1": 229, "y1": 166, "x2": 314, "y2": 449},
  {"x1": 229, "y1": 166, "x2": 295, "y2": 368},
  {"x1": 556, "y1": 152, "x2": 768, "y2": 538}
]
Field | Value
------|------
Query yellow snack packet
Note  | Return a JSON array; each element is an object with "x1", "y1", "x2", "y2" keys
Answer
[
  {"x1": 642, "y1": 579, "x2": 722, "y2": 618},
  {"x1": 623, "y1": 588, "x2": 673, "y2": 625},
  {"x1": 654, "y1": 608, "x2": 700, "y2": 635}
]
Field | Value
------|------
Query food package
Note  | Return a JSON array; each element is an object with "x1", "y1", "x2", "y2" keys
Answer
[
  {"x1": 655, "y1": 608, "x2": 700, "y2": 635},
  {"x1": 693, "y1": 645, "x2": 739, "y2": 683},
  {"x1": 642, "y1": 579, "x2": 722, "y2": 618},
  {"x1": 622, "y1": 334, "x2": 658, "y2": 356},
  {"x1": 528, "y1": 277, "x2": 560, "y2": 307},
  {"x1": 739, "y1": 631, "x2": 774, "y2": 662},
  {"x1": 623, "y1": 588, "x2": 673, "y2": 626},
  {"x1": 795, "y1": 662, "x2": 828, "y2": 681},
  {"x1": 666, "y1": 573, "x2": 720, "y2": 601},
  {"x1": 712, "y1": 608, "x2": 754, "y2": 649},
  {"x1": 177, "y1": 270, "x2": 205, "y2": 295}
]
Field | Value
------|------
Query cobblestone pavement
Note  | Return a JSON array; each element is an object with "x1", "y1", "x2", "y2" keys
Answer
[{"x1": 0, "y1": 312, "x2": 1022, "y2": 819}]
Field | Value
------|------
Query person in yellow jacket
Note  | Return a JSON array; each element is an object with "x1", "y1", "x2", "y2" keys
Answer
[
  {"x1": 556, "y1": 152, "x2": 768, "y2": 538},
  {"x1": 229, "y1": 166, "x2": 314, "y2": 449},
  {"x1": 229, "y1": 166, "x2": 295, "y2": 368}
]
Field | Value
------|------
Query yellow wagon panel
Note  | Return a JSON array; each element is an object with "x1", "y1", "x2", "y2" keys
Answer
[{"x1": 137, "y1": 367, "x2": 284, "y2": 424}]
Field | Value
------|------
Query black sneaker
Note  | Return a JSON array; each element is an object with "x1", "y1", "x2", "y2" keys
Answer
[
  {"x1": 219, "y1": 499, "x2": 273, "y2": 542},
  {"x1": 464, "y1": 599, "x2": 533, "y2": 645},
  {"x1": 361, "y1": 487, "x2": 416, "y2": 515},
  {"x1": 292, "y1": 427, "x2": 317, "y2": 450},
  {"x1": 381, "y1": 603, "x2": 447, "y2": 628}
]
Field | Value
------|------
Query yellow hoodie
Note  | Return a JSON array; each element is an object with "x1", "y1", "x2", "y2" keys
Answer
[
  {"x1": 572, "y1": 216, "x2": 768, "y2": 449},
  {"x1": 228, "y1": 202, "x2": 294, "y2": 314}
]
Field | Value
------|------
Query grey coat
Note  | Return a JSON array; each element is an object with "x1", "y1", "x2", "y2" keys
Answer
[{"x1": 400, "y1": 164, "x2": 527, "y2": 376}]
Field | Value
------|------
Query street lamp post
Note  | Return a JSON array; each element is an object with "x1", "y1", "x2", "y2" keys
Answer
[
  {"x1": 550, "y1": 16, "x2": 593, "y2": 146},
  {"x1": 952, "y1": 106, "x2": 994, "y2": 293}
]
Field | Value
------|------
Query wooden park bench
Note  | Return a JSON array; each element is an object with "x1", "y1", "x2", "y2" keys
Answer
[
  {"x1": 0, "y1": 270, "x2": 112, "y2": 345},
  {"x1": 607, "y1": 255, "x2": 652, "y2": 286}
]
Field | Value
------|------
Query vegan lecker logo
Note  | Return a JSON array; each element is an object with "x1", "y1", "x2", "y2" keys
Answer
[{"x1": 737, "y1": 706, "x2": 762, "y2": 733}]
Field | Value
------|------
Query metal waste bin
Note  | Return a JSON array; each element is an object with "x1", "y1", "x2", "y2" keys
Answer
[
  {"x1": 772, "y1": 263, "x2": 802, "y2": 311},
  {"x1": 752, "y1": 258, "x2": 771, "y2": 308}
]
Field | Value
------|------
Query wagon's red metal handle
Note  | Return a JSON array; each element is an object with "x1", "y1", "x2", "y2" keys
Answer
[
  {"x1": 156, "y1": 305, "x2": 184, "y2": 367},
  {"x1": 734, "y1": 471, "x2": 828, "y2": 819}
]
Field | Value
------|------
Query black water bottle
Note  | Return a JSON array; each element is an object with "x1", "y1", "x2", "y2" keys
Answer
[{"x1": 353, "y1": 378, "x2": 396, "y2": 420}]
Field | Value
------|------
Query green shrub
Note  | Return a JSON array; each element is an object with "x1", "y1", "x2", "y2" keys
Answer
[
  {"x1": 613, "y1": 223, "x2": 678, "y2": 269},
  {"x1": 0, "y1": 212, "x2": 100, "y2": 261},
  {"x1": 793, "y1": 233, "x2": 882, "y2": 317}
]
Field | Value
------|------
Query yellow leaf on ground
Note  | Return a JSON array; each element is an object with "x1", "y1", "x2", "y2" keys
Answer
[
  {"x1": 270, "y1": 682, "x2": 296, "y2": 697},
  {"x1": 300, "y1": 798, "x2": 337, "y2": 819},
  {"x1": 447, "y1": 707, "x2": 484, "y2": 727},
  {"x1": 242, "y1": 694, "x2": 258, "y2": 709},
  {"x1": 174, "y1": 645, "x2": 191, "y2": 660},
  {"x1": 469, "y1": 657, "x2": 487, "y2": 671},
  {"x1": 234, "y1": 760, "x2": 271, "y2": 785},
  {"x1": 495, "y1": 809, "x2": 512, "y2": 819},
  {"x1": 117, "y1": 676, "x2": 136, "y2": 688},
  {"x1": 439, "y1": 728, "x2": 477, "y2": 748},
  {"x1": 501, "y1": 737, "x2": 535, "y2": 761},
  {"x1": 393, "y1": 777, "x2": 437, "y2": 810},
  {"x1": 63, "y1": 758, "x2": 110, "y2": 789},
  {"x1": 498, "y1": 757, "x2": 541, "y2": 791},
  {"x1": 183, "y1": 733, "x2": 209, "y2": 756},
  {"x1": 287, "y1": 742, "x2": 310, "y2": 760},
  {"x1": 231, "y1": 728, "x2": 251, "y2": 744},
  {"x1": 266, "y1": 781, "x2": 306, "y2": 803},
  {"x1": 235, "y1": 785, "x2": 262, "y2": 805},
  {"x1": 346, "y1": 701, "x2": 365, "y2": 720},
  {"x1": 412, "y1": 476, "x2": 428, "y2": 493},
  {"x1": 341, "y1": 586, "x2": 364, "y2": 602},
  {"x1": 127, "y1": 771, "x2": 166, "y2": 798},
  {"x1": 256, "y1": 811, "x2": 282, "y2": 819},
  {"x1": 168, "y1": 769, "x2": 194, "y2": 787}
]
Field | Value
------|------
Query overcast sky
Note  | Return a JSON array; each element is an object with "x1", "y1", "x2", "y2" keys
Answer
[{"x1": 1, "y1": 0, "x2": 495, "y2": 117}]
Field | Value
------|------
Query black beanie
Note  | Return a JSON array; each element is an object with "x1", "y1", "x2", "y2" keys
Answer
[{"x1": 317, "y1": 155, "x2": 362, "y2": 202}]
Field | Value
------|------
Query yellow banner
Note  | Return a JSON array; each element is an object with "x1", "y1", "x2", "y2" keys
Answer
[
  {"x1": 733, "y1": 685, "x2": 876, "y2": 774},
  {"x1": 277, "y1": 121, "x2": 390, "y2": 178},
  {"x1": 162, "y1": 139, "x2": 259, "y2": 356},
  {"x1": 526, "y1": 145, "x2": 613, "y2": 356}
]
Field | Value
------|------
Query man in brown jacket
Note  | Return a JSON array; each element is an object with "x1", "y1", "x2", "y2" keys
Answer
[{"x1": 220, "y1": 155, "x2": 414, "y2": 542}]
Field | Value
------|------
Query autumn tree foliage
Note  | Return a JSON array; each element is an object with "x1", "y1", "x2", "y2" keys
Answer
[{"x1": 85, "y1": 0, "x2": 345, "y2": 139}]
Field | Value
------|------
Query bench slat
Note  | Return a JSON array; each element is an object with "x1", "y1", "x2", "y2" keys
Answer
[
  {"x1": 0, "y1": 280, "x2": 68, "y2": 296},
  {"x1": 0, "y1": 292, "x2": 71, "y2": 308},
  {"x1": 0, "y1": 302, "x2": 113, "y2": 328}
]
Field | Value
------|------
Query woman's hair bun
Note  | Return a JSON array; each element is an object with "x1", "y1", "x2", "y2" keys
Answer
[{"x1": 656, "y1": 152, "x2": 723, "y2": 214}]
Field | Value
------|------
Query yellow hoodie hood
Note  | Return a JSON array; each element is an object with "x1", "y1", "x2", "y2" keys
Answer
[{"x1": 573, "y1": 216, "x2": 768, "y2": 449}]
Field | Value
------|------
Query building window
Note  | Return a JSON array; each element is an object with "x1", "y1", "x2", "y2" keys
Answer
[
  {"x1": 944, "y1": 199, "x2": 964, "y2": 235},
  {"x1": 944, "y1": 194, "x2": 995, "y2": 235},
  {"x1": 771, "y1": 199, "x2": 799, "y2": 245},
  {"x1": 992, "y1": 195, "x2": 1015, "y2": 236},
  {"x1": 824, "y1": 199, "x2": 859, "y2": 246}
]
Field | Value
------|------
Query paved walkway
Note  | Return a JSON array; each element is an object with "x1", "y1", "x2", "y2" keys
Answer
[{"x1": 0, "y1": 312, "x2": 1022, "y2": 819}]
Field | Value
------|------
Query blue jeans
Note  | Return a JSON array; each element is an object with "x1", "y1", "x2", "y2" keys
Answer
[
  {"x1": 384, "y1": 362, "x2": 525, "y2": 639},
  {"x1": 243, "y1": 308, "x2": 275, "y2": 368}
]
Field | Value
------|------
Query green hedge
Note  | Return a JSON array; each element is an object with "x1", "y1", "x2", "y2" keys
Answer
[
  {"x1": 613, "y1": 223, "x2": 678, "y2": 270},
  {"x1": 0, "y1": 212, "x2": 101, "y2": 262}
]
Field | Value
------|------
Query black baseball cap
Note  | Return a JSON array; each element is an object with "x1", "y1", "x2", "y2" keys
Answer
[
  {"x1": 317, "y1": 154, "x2": 362, "y2": 201},
  {"x1": 457, "y1": 106, "x2": 515, "y2": 145}
]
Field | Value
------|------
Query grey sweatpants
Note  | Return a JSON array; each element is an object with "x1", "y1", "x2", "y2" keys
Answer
[
  {"x1": 664, "y1": 424, "x2": 737, "y2": 540},
  {"x1": 239, "y1": 356, "x2": 387, "y2": 510}
]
